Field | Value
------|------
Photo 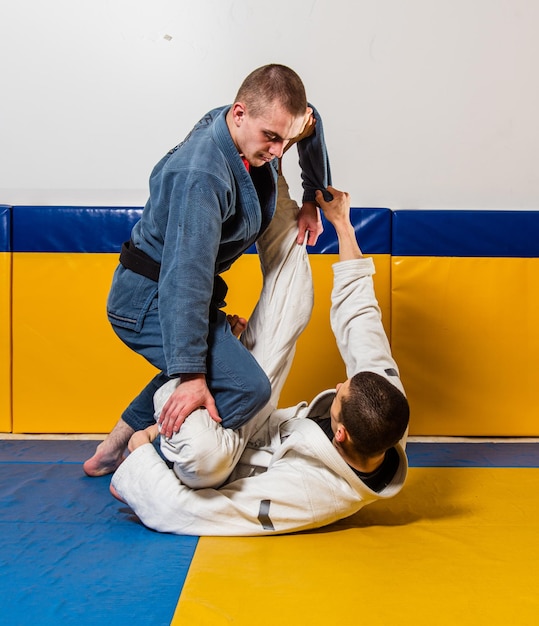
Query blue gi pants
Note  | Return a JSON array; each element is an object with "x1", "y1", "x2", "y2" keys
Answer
[{"x1": 111, "y1": 306, "x2": 271, "y2": 431}]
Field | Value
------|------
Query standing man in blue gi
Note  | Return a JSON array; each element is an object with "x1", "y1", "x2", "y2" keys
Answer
[{"x1": 84, "y1": 64, "x2": 331, "y2": 477}]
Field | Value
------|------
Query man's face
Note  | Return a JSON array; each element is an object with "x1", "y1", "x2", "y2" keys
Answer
[{"x1": 232, "y1": 101, "x2": 306, "y2": 167}]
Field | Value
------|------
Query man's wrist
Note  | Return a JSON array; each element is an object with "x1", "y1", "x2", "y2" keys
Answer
[{"x1": 179, "y1": 372, "x2": 205, "y2": 382}]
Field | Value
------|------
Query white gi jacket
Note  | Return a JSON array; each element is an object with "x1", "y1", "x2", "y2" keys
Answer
[{"x1": 111, "y1": 177, "x2": 408, "y2": 536}]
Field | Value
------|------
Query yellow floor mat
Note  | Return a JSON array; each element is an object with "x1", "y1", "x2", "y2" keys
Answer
[{"x1": 172, "y1": 467, "x2": 539, "y2": 626}]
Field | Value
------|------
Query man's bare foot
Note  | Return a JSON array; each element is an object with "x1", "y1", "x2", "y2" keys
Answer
[
  {"x1": 109, "y1": 483, "x2": 126, "y2": 503},
  {"x1": 83, "y1": 419, "x2": 134, "y2": 477},
  {"x1": 227, "y1": 314, "x2": 248, "y2": 338},
  {"x1": 83, "y1": 443, "x2": 125, "y2": 477}
]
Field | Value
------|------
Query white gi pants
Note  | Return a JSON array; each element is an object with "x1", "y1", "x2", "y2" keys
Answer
[{"x1": 153, "y1": 175, "x2": 314, "y2": 488}]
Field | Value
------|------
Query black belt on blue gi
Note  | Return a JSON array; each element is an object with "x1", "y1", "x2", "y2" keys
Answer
[{"x1": 119, "y1": 239, "x2": 228, "y2": 321}]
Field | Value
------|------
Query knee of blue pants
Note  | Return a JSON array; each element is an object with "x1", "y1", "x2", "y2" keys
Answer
[
  {"x1": 114, "y1": 307, "x2": 272, "y2": 431},
  {"x1": 216, "y1": 366, "x2": 271, "y2": 429},
  {"x1": 207, "y1": 312, "x2": 271, "y2": 430}
]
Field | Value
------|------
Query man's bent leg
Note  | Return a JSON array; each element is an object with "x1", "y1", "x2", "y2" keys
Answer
[
  {"x1": 84, "y1": 301, "x2": 169, "y2": 477},
  {"x1": 160, "y1": 409, "x2": 244, "y2": 488},
  {"x1": 239, "y1": 176, "x2": 314, "y2": 436},
  {"x1": 151, "y1": 317, "x2": 269, "y2": 489},
  {"x1": 154, "y1": 381, "x2": 247, "y2": 488},
  {"x1": 206, "y1": 311, "x2": 271, "y2": 430},
  {"x1": 151, "y1": 313, "x2": 270, "y2": 431}
]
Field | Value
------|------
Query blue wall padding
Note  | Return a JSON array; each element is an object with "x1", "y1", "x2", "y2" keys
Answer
[
  {"x1": 314, "y1": 207, "x2": 391, "y2": 254},
  {"x1": 0, "y1": 205, "x2": 11, "y2": 252},
  {"x1": 247, "y1": 208, "x2": 391, "y2": 254},
  {"x1": 245, "y1": 207, "x2": 392, "y2": 254},
  {"x1": 0, "y1": 440, "x2": 198, "y2": 626},
  {"x1": 393, "y1": 210, "x2": 539, "y2": 257},
  {"x1": 13, "y1": 206, "x2": 143, "y2": 253},
  {"x1": 12, "y1": 206, "x2": 390, "y2": 254},
  {"x1": 10, "y1": 205, "x2": 539, "y2": 256}
]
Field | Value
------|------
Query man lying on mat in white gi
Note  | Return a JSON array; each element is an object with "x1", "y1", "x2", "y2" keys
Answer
[{"x1": 110, "y1": 175, "x2": 410, "y2": 536}]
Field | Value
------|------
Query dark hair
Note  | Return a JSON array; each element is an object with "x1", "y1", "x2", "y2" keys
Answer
[
  {"x1": 340, "y1": 371, "x2": 410, "y2": 457},
  {"x1": 234, "y1": 64, "x2": 307, "y2": 118}
]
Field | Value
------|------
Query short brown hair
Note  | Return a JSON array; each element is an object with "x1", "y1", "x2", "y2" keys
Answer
[
  {"x1": 340, "y1": 371, "x2": 410, "y2": 457},
  {"x1": 234, "y1": 64, "x2": 307, "y2": 118}
]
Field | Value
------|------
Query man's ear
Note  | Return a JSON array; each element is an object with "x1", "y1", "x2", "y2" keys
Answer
[
  {"x1": 334, "y1": 425, "x2": 347, "y2": 444},
  {"x1": 230, "y1": 102, "x2": 246, "y2": 126}
]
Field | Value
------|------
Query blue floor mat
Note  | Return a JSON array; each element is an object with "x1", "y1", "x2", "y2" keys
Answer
[
  {"x1": 406, "y1": 441, "x2": 539, "y2": 467},
  {"x1": 0, "y1": 441, "x2": 198, "y2": 626},
  {"x1": 1, "y1": 439, "x2": 538, "y2": 625},
  {"x1": 2, "y1": 439, "x2": 538, "y2": 466}
]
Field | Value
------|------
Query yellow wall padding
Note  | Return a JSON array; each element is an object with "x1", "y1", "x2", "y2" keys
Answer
[
  {"x1": 172, "y1": 467, "x2": 539, "y2": 626},
  {"x1": 0, "y1": 252, "x2": 11, "y2": 431},
  {"x1": 392, "y1": 256, "x2": 539, "y2": 436},
  {"x1": 224, "y1": 253, "x2": 392, "y2": 409},
  {"x1": 12, "y1": 253, "x2": 157, "y2": 433},
  {"x1": 11, "y1": 252, "x2": 390, "y2": 433},
  {"x1": 9, "y1": 247, "x2": 539, "y2": 436}
]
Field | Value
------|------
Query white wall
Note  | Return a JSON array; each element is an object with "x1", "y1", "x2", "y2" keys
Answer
[{"x1": 1, "y1": 0, "x2": 538, "y2": 209}]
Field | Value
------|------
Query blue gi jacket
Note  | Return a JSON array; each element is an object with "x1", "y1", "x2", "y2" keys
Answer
[{"x1": 107, "y1": 104, "x2": 331, "y2": 377}]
